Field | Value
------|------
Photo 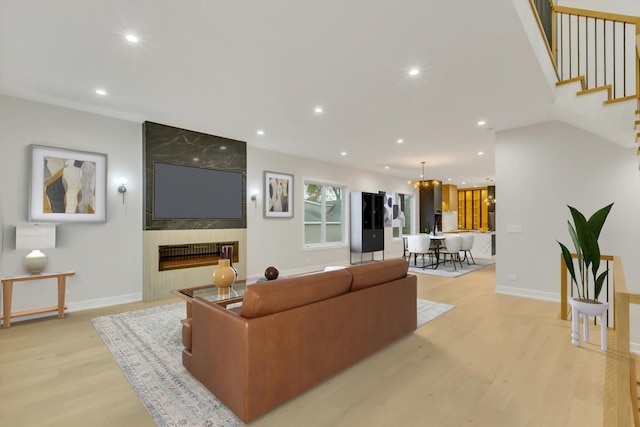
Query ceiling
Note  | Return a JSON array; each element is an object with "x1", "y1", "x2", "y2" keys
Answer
[{"x1": 0, "y1": 0, "x2": 557, "y2": 187}]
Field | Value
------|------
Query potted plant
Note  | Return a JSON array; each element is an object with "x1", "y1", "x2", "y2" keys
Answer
[{"x1": 557, "y1": 202, "x2": 614, "y2": 348}]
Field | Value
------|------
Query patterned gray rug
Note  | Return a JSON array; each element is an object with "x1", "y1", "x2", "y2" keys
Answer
[
  {"x1": 408, "y1": 258, "x2": 494, "y2": 278},
  {"x1": 92, "y1": 298, "x2": 454, "y2": 426}
]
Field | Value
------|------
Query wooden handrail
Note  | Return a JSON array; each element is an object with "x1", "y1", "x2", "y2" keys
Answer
[
  {"x1": 553, "y1": 6, "x2": 640, "y2": 25},
  {"x1": 605, "y1": 256, "x2": 640, "y2": 427}
]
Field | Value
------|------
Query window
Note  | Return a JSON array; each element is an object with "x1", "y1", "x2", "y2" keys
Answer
[{"x1": 304, "y1": 182, "x2": 345, "y2": 246}]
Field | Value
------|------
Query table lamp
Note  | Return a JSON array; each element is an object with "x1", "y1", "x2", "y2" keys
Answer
[{"x1": 16, "y1": 224, "x2": 56, "y2": 275}]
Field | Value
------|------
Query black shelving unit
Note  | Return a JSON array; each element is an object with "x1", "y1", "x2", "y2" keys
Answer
[{"x1": 350, "y1": 192, "x2": 384, "y2": 264}]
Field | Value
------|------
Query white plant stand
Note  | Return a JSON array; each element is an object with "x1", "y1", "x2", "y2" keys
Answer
[{"x1": 569, "y1": 298, "x2": 609, "y2": 351}]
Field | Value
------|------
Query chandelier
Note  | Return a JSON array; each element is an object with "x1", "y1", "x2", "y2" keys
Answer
[
  {"x1": 484, "y1": 195, "x2": 496, "y2": 205},
  {"x1": 408, "y1": 161, "x2": 440, "y2": 189}
]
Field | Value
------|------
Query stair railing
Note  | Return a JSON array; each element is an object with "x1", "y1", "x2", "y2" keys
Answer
[
  {"x1": 607, "y1": 257, "x2": 640, "y2": 427},
  {"x1": 553, "y1": 6, "x2": 639, "y2": 103},
  {"x1": 530, "y1": 0, "x2": 640, "y2": 166}
]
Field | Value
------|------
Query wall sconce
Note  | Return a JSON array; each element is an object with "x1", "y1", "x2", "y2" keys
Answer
[
  {"x1": 118, "y1": 177, "x2": 128, "y2": 204},
  {"x1": 250, "y1": 189, "x2": 259, "y2": 208},
  {"x1": 16, "y1": 224, "x2": 56, "y2": 274}
]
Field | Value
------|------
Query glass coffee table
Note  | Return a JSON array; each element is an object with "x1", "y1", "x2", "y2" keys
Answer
[{"x1": 171, "y1": 280, "x2": 246, "y2": 319}]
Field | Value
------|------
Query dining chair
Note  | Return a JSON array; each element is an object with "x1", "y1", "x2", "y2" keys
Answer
[
  {"x1": 407, "y1": 234, "x2": 432, "y2": 268},
  {"x1": 439, "y1": 235, "x2": 463, "y2": 270},
  {"x1": 460, "y1": 234, "x2": 475, "y2": 265}
]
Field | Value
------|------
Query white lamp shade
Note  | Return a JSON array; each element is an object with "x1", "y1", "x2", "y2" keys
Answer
[{"x1": 16, "y1": 225, "x2": 56, "y2": 250}]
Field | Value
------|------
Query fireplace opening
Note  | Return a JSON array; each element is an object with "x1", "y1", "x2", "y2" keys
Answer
[{"x1": 158, "y1": 241, "x2": 239, "y2": 271}]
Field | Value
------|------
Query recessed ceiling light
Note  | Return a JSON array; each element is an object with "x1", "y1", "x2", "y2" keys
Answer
[
  {"x1": 447, "y1": 178, "x2": 452, "y2": 181},
  {"x1": 478, "y1": 151, "x2": 484, "y2": 155},
  {"x1": 462, "y1": 182, "x2": 466, "y2": 185},
  {"x1": 257, "y1": 130, "x2": 264, "y2": 135},
  {"x1": 95, "y1": 89, "x2": 107, "y2": 96},
  {"x1": 477, "y1": 120, "x2": 486, "y2": 126},
  {"x1": 396, "y1": 139, "x2": 404, "y2": 144},
  {"x1": 220, "y1": 146, "x2": 227, "y2": 150},
  {"x1": 193, "y1": 157, "x2": 199, "y2": 161},
  {"x1": 385, "y1": 166, "x2": 389, "y2": 169},
  {"x1": 408, "y1": 68, "x2": 420, "y2": 76},
  {"x1": 341, "y1": 152, "x2": 347, "y2": 156},
  {"x1": 314, "y1": 107, "x2": 323, "y2": 113},
  {"x1": 125, "y1": 34, "x2": 139, "y2": 43}
]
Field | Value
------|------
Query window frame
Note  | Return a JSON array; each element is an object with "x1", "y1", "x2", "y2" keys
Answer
[{"x1": 302, "y1": 179, "x2": 348, "y2": 249}]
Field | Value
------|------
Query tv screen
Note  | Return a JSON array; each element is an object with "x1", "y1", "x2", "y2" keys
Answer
[{"x1": 153, "y1": 162, "x2": 243, "y2": 219}]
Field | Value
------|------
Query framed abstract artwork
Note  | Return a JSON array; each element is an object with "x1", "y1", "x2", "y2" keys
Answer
[
  {"x1": 264, "y1": 171, "x2": 293, "y2": 218},
  {"x1": 28, "y1": 145, "x2": 108, "y2": 223}
]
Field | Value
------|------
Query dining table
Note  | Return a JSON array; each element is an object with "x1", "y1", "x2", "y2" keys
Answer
[{"x1": 427, "y1": 234, "x2": 446, "y2": 269}]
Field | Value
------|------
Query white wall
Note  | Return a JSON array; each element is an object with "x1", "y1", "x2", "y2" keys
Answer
[
  {"x1": 0, "y1": 95, "x2": 417, "y2": 320},
  {"x1": 495, "y1": 120, "x2": 640, "y2": 348},
  {"x1": 246, "y1": 146, "x2": 415, "y2": 278},
  {"x1": 0, "y1": 95, "x2": 143, "y2": 315}
]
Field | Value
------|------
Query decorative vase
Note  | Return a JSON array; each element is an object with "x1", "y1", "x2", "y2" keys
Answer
[
  {"x1": 221, "y1": 244, "x2": 239, "y2": 281},
  {"x1": 569, "y1": 297, "x2": 609, "y2": 351},
  {"x1": 213, "y1": 258, "x2": 235, "y2": 294}
]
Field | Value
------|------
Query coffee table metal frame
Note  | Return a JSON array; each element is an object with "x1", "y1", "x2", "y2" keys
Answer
[{"x1": 171, "y1": 280, "x2": 246, "y2": 318}]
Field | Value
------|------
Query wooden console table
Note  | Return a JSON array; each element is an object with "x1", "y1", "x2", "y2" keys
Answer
[{"x1": 1, "y1": 271, "x2": 75, "y2": 328}]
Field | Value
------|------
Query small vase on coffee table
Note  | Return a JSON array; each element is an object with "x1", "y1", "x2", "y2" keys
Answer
[{"x1": 213, "y1": 258, "x2": 235, "y2": 295}]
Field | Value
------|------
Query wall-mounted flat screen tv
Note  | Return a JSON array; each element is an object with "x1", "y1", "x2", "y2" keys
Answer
[{"x1": 153, "y1": 162, "x2": 243, "y2": 219}]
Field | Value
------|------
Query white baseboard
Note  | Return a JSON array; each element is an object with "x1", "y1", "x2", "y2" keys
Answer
[
  {"x1": 495, "y1": 284, "x2": 559, "y2": 303},
  {"x1": 631, "y1": 343, "x2": 640, "y2": 355},
  {"x1": 6, "y1": 292, "x2": 143, "y2": 325},
  {"x1": 67, "y1": 292, "x2": 143, "y2": 312}
]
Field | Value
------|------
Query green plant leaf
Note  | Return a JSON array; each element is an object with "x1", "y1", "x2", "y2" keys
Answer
[
  {"x1": 567, "y1": 220, "x2": 583, "y2": 283},
  {"x1": 594, "y1": 270, "x2": 608, "y2": 300},
  {"x1": 558, "y1": 241, "x2": 580, "y2": 298},
  {"x1": 569, "y1": 206, "x2": 590, "y2": 265},
  {"x1": 586, "y1": 203, "x2": 614, "y2": 240},
  {"x1": 561, "y1": 203, "x2": 613, "y2": 302}
]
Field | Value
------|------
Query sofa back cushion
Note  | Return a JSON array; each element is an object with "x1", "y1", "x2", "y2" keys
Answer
[
  {"x1": 346, "y1": 259, "x2": 410, "y2": 291},
  {"x1": 240, "y1": 269, "x2": 352, "y2": 318}
]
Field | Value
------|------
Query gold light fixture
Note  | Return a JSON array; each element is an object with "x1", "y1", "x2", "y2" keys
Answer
[
  {"x1": 484, "y1": 196, "x2": 496, "y2": 205},
  {"x1": 408, "y1": 161, "x2": 439, "y2": 189}
]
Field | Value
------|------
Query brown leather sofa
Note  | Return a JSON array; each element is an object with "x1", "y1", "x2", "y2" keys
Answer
[{"x1": 181, "y1": 258, "x2": 416, "y2": 423}]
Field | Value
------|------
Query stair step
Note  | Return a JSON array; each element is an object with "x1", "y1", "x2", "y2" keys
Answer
[
  {"x1": 556, "y1": 76, "x2": 586, "y2": 90},
  {"x1": 604, "y1": 95, "x2": 637, "y2": 105},
  {"x1": 577, "y1": 84, "x2": 612, "y2": 99}
]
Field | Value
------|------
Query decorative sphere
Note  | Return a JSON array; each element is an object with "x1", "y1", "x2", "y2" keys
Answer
[{"x1": 264, "y1": 266, "x2": 279, "y2": 280}]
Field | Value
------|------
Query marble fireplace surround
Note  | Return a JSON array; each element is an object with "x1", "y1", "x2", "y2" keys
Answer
[{"x1": 142, "y1": 122, "x2": 247, "y2": 301}]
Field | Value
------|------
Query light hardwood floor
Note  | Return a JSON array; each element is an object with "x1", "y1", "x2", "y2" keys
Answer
[{"x1": 0, "y1": 264, "x2": 609, "y2": 427}]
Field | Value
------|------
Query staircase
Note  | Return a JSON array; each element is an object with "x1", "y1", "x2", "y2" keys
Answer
[
  {"x1": 530, "y1": 4, "x2": 640, "y2": 426},
  {"x1": 533, "y1": 3, "x2": 639, "y2": 167}
]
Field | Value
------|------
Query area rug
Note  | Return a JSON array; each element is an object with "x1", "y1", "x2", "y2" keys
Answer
[
  {"x1": 92, "y1": 298, "x2": 454, "y2": 426},
  {"x1": 408, "y1": 258, "x2": 494, "y2": 278}
]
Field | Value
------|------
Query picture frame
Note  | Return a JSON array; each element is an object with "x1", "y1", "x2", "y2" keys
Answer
[
  {"x1": 264, "y1": 171, "x2": 293, "y2": 218},
  {"x1": 29, "y1": 145, "x2": 108, "y2": 223}
]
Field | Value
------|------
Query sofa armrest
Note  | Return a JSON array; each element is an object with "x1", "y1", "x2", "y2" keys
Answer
[{"x1": 190, "y1": 296, "x2": 267, "y2": 422}]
